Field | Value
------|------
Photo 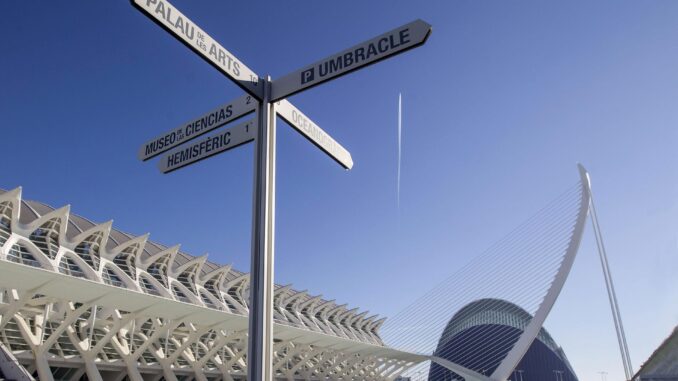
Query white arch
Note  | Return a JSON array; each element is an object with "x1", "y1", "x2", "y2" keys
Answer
[
  {"x1": 427, "y1": 166, "x2": 591, "y2": 381},
  {"x1": 489, "y1": 165, "x2": 590, "y2": 380}
]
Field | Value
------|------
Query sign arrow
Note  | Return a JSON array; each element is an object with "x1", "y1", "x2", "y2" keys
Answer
[
  {"x1": 276, "y1": 100, "x2": 353, "y2": 170},
  {"x1": 132, "y1": 0, "x2": 263, "y2": 99},
  {"x1": 158, "y1": 119, "x2": 256, "y2": 173},
  {"x1": 271, "y1": 19, "x2": 431, "y2": 102},
  {"x1": 138, "y1": 94, "x2": 256, "y2": 161},
  {"x1": 131, "y1": 3, "x2": 432, "y2": 379}
]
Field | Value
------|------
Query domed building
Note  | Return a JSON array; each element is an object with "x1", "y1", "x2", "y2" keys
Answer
[{"x1": 429, "y1": 299, "x2": 578, "y2": 381}]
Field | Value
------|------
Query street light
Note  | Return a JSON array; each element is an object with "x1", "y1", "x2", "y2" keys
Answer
[{"x1": 517, "y1": 369, "x2": 525, "y2": 381}]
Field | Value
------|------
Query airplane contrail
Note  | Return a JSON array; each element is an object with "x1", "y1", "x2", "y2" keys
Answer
[{"x1": 397, "y1": 93, "x2": 402, "y2": 209}]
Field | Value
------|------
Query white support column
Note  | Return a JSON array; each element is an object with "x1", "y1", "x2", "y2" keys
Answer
[
  {"x1": 588, "y1": 178, "x2": 634, "y2": 380},
  {"x1": 160, "y1": 360, "x2": 179, "y2": 381},
  {"x1": 84, "y1": 357, "x2": 104, "y2": 381},
  {"x1": 38, "y1": 303, "x2": 51, "y2": 344},
  {"x1": 219, "y1": 368, "x2": 235, "y2": 381},
  {"x1": 194, "y1": 369, "x2": 209, "y2": 381},
  {"x1": 89, "y1": 305, "x2": 98, "y2": 344},
  {"x1": 0, "y1": 290, "x2": 30, "y2": 331},
  {"x1": 219, "y1": 346, "x2": 248, "y2": 381},
  {"x1": 124, "y1": 359, "x2": 144, "y2": 381},
  {"x1": 34, "y1": 352, "x2": 54, "y2": 381}
]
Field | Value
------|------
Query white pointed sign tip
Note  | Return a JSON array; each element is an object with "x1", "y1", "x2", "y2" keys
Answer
[
  {"x1": 276, "y1": 100, "x2": 353, "y2": 170},
  {"x1": 271, "y1": 19, "x2": 432, "y2": 101}
]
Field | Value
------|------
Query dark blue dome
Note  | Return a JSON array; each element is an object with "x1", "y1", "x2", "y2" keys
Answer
[{"x1": 429, "y1": 299, "x2": 578, "y2": 381}]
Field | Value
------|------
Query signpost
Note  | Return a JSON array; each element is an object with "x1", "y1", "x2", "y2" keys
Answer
[
  {"x1": 139, "y1": 94, "x2": 256, "y2": 161},
  {"x1": 158, "y1": 119, "x2": 256, "y2": 173},
  {"x1": 276, "y1": 99, "x2": 353, "y2": 169},
  {"x1": 131, "y1": 0, "x2": 263, "y2": 99},
  {"x1": 270, "y1": 19, "x2": 432, "y2": 102},
  {"x1": 131, "y1": 1, "x2": 431, "y2": 379}
]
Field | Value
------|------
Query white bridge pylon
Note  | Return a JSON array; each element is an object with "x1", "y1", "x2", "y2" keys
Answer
[{"x1": 380, "y1": 165, "x2": 593, "y2": 381}]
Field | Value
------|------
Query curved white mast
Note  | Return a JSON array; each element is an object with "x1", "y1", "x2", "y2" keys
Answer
[
  {"x1": 489, "y1": 165, "x2": 592, "y2": 381},
  {"x1": 429, "y1": 166, "x2": 592, "y2": 381},
  {"x1": 583, "y1": 164, "x2": 634, "y2": 380}
]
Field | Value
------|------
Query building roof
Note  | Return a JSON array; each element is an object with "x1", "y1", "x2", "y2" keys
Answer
[
  {"x1": 441, "y1": 299, "x2": 559, "y2": 353},
  {"x1": 436, "y1": 298, "x2": 577, "y2": 377},
  {"x1": 633, "y1": 325, "x2": 678, "y2": 380},
  {"x1": 0, "y1": 187, "x2": 386, "y2": 344}
]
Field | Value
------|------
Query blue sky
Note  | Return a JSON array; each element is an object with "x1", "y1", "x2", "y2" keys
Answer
[{"x1": 2, "y1": 1, "x2": 678, "y2": 379}]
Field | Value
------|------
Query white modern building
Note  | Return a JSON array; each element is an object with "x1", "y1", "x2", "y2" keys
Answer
[
  {"x1": 0, "y1": 187, "x2": 423, "y2": 381},
  {"x1": 0, "y1": 164, "x2": 592, "y2": 381}
]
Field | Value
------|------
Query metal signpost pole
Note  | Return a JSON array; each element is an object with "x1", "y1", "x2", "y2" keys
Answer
[
  {"x1": 248, "y1": 77, "x2": 276, "y2": 381},
  {"x1": 131, "y1": 4, "x2": 431, "y2": 380}
]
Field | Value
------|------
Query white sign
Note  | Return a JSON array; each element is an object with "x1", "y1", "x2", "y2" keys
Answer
[
  {"x1": 132, "y1": 0, "x2": 263, "y2": 99},
  {"x1": 271, "y1": 19, "x2": 432, "y2": 101},
  {"x1": 158, "y1": 119, "x2": 255, "y2": 173},
  {"x1": 139, "y1": 94, "x2": 256, "y2": 161},
  {"x1": 276, "y1": 100, "x2": 353, "y2": 170}
]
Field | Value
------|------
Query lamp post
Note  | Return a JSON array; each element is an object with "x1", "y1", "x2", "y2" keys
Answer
[{"x1": 517, "y1": 369, "x2": 525, "y2": 381}]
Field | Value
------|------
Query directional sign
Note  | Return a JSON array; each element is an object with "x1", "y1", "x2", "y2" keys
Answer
[
  {"x1": 132, "y1": 0, "x2": 263, "y2": 99},
  {"x1": 276, "y1": 100, "x2": 353, "y2": 170},
  {"x1": 139, "y1": 94, "x2": 256, "y2": 161},
  {"x1": 271, "y1": 19, "x2": 432, "y2": 101},
  {"x1": 158, "y1": 119, "x2": 255, "y2": 173},
  {"x1": 131, "y1": 3, "x2": 432, "y2": 379}
]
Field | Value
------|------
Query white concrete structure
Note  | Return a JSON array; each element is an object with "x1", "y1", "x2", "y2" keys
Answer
[
  {"x1": 0, "y1": 165, "x2": 592, "y2": 381},
  {"x1": 0, "y1": 187, "x2": 423, "y2": 381}
]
